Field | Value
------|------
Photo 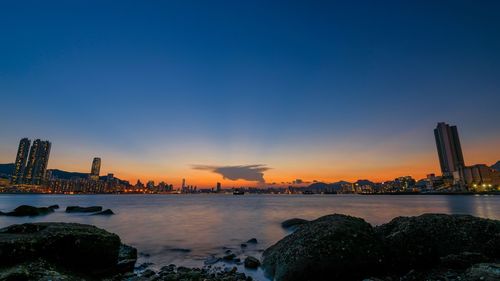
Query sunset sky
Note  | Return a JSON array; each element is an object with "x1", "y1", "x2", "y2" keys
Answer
[{"x1": 1, "y1": 1, "x2": 499, "y2": 187}]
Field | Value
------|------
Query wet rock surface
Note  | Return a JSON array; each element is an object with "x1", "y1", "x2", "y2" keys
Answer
[
  {"x1": 0, "y1": 222, "x2": 137, "y2": 279},
  {"x1": 375, "y1": 213, "x2": 500, "y2": 272},
  {"x1": 264, "y1": 213, "x2": 500, "y2": 281},
  {"x1": 121, "y1": 264, "x2": 253, "y2": 281},
  {"x1": 244, "y1": 256, "x2": 261, "y2": 269},
  {"x1": 0, "y1": 205, "x2": 57, "y2": 217},
  {"x1": 66, "y1": 205, "x2": 103, "y2": 213},
  {"x1": 263, "y1": 214, "x2": 384, "y2": 281}
]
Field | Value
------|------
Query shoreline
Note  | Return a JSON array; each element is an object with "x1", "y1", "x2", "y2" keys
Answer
[
  {"x1": 1, "y1": 208, "x2": 499, "y2": 281},
  {"x1": 0, "y1": 192, "x2": 498, "y2": 195}
]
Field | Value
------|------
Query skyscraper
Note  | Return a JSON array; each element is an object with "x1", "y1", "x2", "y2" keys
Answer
[
  {"x1": 11, "y1": 138, "x2": 31, "y2": 184},
  {"x1": 434, "y1": 122, "x2": 465, "y2": 178},
  {"x1": 24, "y1": 139, "x2": 51, "y2": 185},
  {"x1": 90, "y1": 157, "x2": 101, "y2": 180}
]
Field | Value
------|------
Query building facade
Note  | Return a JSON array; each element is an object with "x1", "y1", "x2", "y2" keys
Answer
[
  {"x1": 11, "y1": 138, "x2": 31, "y2": 184},
  {"x1": 434, "y1": 122, "x2": 465, "y2": 180},
  {"x1": 23, "y1": 139, "x2": 51, "y2": 185},
  {"x1": 90, "y1": 157, "x2": 101, "y2": 180}
]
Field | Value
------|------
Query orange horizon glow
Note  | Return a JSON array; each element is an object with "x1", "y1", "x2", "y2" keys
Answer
[{"x1": 1, "y1": 133, "x2": 498, "y2": 188}]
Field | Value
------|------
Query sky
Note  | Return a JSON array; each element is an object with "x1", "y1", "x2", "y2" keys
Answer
[{"x1": 1, "y1": 0, "x2": 499, "y2": 187}]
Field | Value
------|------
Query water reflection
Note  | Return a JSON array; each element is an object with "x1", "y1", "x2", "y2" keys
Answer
[{"x1": 0, "y1": 194, "x2": 498, "y2": 280}]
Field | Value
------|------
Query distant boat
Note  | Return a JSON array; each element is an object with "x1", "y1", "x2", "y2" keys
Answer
[
  {"x1": 233, "y1": 190, "x2": 245, "y2": 195},
  {"x1": 302, "y1": 190, "x2": 314, "y2": 195}
]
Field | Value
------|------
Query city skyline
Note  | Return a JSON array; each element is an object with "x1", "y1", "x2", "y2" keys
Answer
[
  {"x1": 2, "y1": 120, "x2": 499, "y2": 188},
  {"x1": 1, "y1": 1, "x2": 500, "y2": 187}
]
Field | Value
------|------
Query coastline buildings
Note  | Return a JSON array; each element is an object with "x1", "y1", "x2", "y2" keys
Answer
[
  {"x1": 11, "y1": 138, "x2": 51, "y2": 185},
  {"x1": 90, "y1": 157, "x2": 101, "y2": 180},
  {"x1": 434, "y1": 122, "x2": 500, "y2": 190}
]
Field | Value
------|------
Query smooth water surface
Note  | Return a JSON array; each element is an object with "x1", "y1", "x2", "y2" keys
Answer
[{"x1": 0, "y1": 194, "x2": 498, "y2": 280}]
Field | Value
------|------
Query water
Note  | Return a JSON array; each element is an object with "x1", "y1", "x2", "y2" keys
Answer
[{"x1": 0, "y1": 194, "x2": 499, "y2": 280}]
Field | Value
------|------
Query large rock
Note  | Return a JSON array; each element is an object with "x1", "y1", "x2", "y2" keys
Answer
[
  {"x1": 281, "y1": 218, "x2": 308, "y2": 229},
  {"x1": 375, "y1": 213, "x2": 500, "y2": 272},
  {"x1": 0, "y1": 205, "x2": 56, "y2": 217},
  {"x1": 66, "y1": 206, "x2": 103, "y2": 213},
  {"x1": 262, "y1": 214, "x2": 384, "y2": 281},
  {"x1": 0, "y1": 222, "x2": 136, "y2": 276}
]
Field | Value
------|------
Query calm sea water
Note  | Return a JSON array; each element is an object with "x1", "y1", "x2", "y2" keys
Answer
[{"x1": 0, "y1": 194, "x2": 499, "y2": 280}]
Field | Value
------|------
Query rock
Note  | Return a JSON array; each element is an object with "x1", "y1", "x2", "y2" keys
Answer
[
  {"x1": 48, "y1": 204, "x2": 59, "y2": 209},
  {"x1": 92, "y1": 209, "x2": 115, "y2": 215},
  {"x1": 464, "y1": 263, "x2": 500, "y2": 281},
  {"x1": 263, "y1": 214, "x2": 384, "y2": 281},
  {"x1": 440, "y1": 252, "x2": 489, "y2": 269},
  {"x1": 141, "y1": 269, "x2": 156, "y2": 278},
  {"x1": 244, "y1": 256, "x2": 261, "y2": 269},
  {"x1": 0, "y1": 205, "x2": 55, "y2": 217},
  {"x1": 246, "y1": 238, "x2": 258, "y2": 244},
  {"x1": 204, "y1": 256, "x2": 219, "y2": 265},
  {"x1": 281, "y1": 218, "x2": 308, "y2": 229},
  {"x1": 66, "y1": 206, "x2": 103, "y2": 213},
  {"x1": 375, "y1": 214, "x2": 500, "y2": 272},
  {"x1": 240, "y1": 243, "x2": 247, "y2": 248},
  {"x1": 0, "y1": 222, "x2": 136, "y2": 277},
  {"x1": 0, "y1": 258, "x2": 87, "y2": 281},
  {"x1": 223, "y1": 253, "x2": 236, "y2": 261},
  {"x1": 135, "y1": 262, "x2": 154, "y2": 271},
  {"x1": 117, "y1": 244, "x2": 138, "y2": 272}
]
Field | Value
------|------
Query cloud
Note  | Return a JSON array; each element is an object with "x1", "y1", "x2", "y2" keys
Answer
[{"x1": 192, "y1": 164, "x2": 270, "y2": 183}]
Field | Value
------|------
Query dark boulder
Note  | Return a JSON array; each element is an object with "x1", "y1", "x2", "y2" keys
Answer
[
  {"x1": 223, "y1": 253, "x2": 236, "y2": 261},
  {"x1": 92, "y1": 209, "x2": 115, "y2": 215},
  {"x1": 0, "y1": 222, "x2": 137, "y2": 277},
  {"x1": 246, "y1": 238, "x2": 258, "y2": 244},
  {"x1": 281, "y1": 218, "x2": 308, "y2": 229},
  {"x1": 66, "y1": 206, "x2": 103, "y2": 213},
  {"x1": 244, "y1": 256, "x2": 261, "y2": 269},
  {"x1": 48, "y1": 205, "x2": 59, "y2": 210},
  {"x1": 117, "y1": 244, "x2": 138, "y2": 273},
  {"x1": 375, "y1": 214, "x2": 500, "y2": 272},
  {"x1": 0, "y1": 205, "x2": 55, "y2": 217},
  {"x1": 262, "y1": 214, "x2": 384, "y2": 281}
]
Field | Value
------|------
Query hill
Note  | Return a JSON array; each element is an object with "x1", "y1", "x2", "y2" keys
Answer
[
  {"x1": 0, "y1": 163, "x2": 14, "y2": 177},
  {"x1": 491, "y1": 161, "x2": 500, "y2": 171}
]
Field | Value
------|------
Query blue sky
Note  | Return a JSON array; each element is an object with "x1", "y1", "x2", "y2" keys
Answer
[{"x1": 1, "y1": 1, "x2": 499, "y2": 185}]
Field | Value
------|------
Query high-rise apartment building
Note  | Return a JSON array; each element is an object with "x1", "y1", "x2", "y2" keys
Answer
[
  {"x1": 24, "y1": 139, "x2": 51, "y2": 185},
  {"x1": 90, "y1": 157, "x2": 101, "y2": 180},
  {"x1": 434, "y1": 122, "x2": 465, "y2": 178},
  {"x1": 11, "y1": 138, "x2": 31, "y2": 184}
]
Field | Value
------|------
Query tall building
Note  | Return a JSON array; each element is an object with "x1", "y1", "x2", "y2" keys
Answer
[
  {"x1": 90, "y1": 157, "x2": 101, "y2": 180},
  {"x1": 24, "y1": 139, "x2": 51, "y2": 185},
  {"x1": 216, "y1": 182, "x2": 222, "y2": 192},
  {"x1": 11, "y1": 138, "x2": 31, "y2": 184},
  {"x1": 434, "y1": 122, "x2": 465, "y2": 179}
]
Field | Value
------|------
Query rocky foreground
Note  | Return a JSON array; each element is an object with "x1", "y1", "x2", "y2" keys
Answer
[
  {"x1": 0, "y1": 213, "x2": 499, "y2": 281},
  {"x1": 264, "y1": 213, "x2": 500, "y2": 281}
]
